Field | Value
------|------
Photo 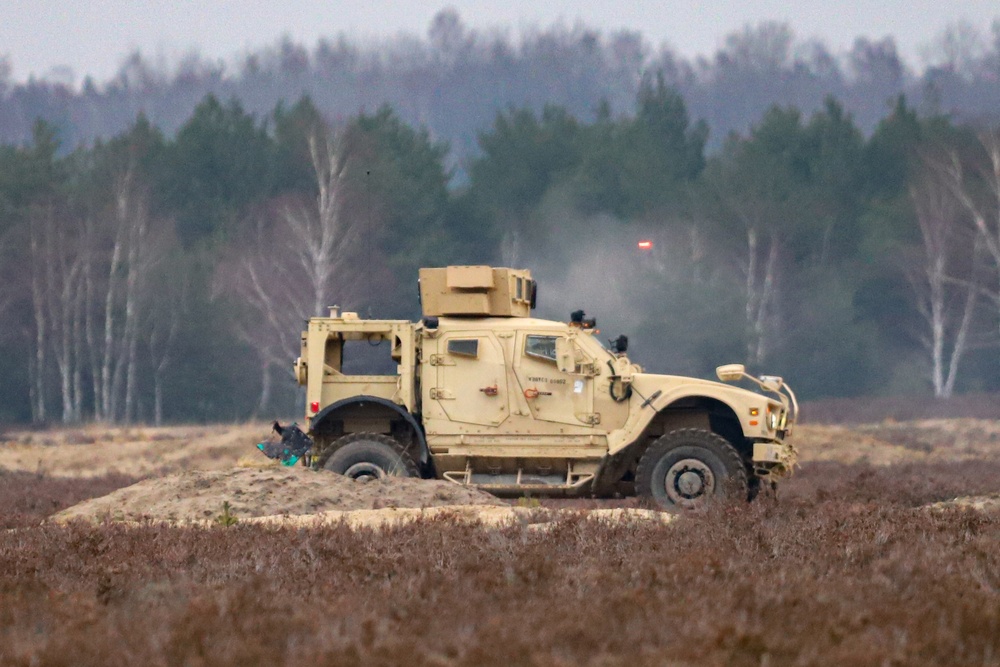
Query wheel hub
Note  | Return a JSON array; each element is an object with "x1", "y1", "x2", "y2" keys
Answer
[
  {"x1": 665, "y1": 458, "x2": 716, "y2": 505},
  {"x1": 343, "y1": 462, "x2": 387, "y2": 482}
]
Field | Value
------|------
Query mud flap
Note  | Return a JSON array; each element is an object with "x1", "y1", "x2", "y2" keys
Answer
[{"x1": 257, "y1": 422, "x2": 313, "y2": 467}]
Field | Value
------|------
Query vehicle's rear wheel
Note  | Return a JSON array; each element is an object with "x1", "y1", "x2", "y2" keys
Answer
[
  {"x1": 323, "y1": 433, "x2": 418, "y2": 481},
  {"x1": 635, "y1": 428, "x2": 748, "y2": 511}
]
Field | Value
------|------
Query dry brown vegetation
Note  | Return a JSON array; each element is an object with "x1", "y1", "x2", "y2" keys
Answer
[
  {"x1": 3, "y1": 419, "x2": 1000, "y2": 665},
  {"x1": 0, "y1": 423, "x2": 264, "y2": 477},
  {"x1": 797, "y1": 419, "x2": 1000, "y2": 466},
  {"x1": 0, "y1": 470, "x2": 138, "y2": 530},
  {"x1": 1, "y1": 461, "x2": 1000, "y2": 665}
]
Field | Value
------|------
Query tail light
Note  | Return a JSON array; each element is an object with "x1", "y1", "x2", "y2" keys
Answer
[{"x1": 310, "y1": 401, "x2": 320, "y2": 414}]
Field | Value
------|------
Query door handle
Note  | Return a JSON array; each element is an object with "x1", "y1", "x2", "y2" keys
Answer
[
  {"x1": 524, "y1": 387, "x2": 552, "y2": 399},
  {"x1": 480, "y1": 385, "x2": 499, "y2": 397}
]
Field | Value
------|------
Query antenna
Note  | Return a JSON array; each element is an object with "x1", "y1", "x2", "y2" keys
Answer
[{"x1": 365, "y1": 168, "x2": 373, "y2": 318}]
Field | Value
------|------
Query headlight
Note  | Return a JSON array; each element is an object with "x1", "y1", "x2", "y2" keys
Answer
[{"x1": 767, "y1": 405, "x2": 782, "y2": 430}]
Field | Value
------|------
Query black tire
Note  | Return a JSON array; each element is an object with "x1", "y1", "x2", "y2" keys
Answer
[
  {"x1": 323, "y1": 433, "x2": 418, "y2": 481},
  {"x1": 635, "y1": 428, "x2": 748, "y2": 511}
]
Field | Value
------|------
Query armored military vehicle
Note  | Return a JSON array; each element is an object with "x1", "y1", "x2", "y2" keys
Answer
[{"x1": 284, "y1": 266, "x2": 797, "y2": 510}]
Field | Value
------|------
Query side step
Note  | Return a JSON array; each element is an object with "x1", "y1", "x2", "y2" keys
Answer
[{"x1": 442, "y1": 462, "x2": 595, "y2": 492}]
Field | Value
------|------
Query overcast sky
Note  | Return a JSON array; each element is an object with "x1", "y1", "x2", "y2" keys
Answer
[{"x1": 1, "y1": 0, "x2": 998, "y2": 85}]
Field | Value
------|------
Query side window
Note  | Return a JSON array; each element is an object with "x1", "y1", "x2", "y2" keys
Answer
[
  {"x1": 525, "y1": 335, "x2": 558, "y2": 363},
  {"x1": 447, "y1": 338, "x2": 479, "y2": 358},
  {"x1": 340, "y1": 338, "x2": 398, "y2": 375}
]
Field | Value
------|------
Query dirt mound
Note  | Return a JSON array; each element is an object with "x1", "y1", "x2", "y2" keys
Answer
[
  {"x1": 52, "y1": 465, "x2": 505, "y2": 524},
  {"x1": 924, "y1": 493, "x2": 1000, "y2": 513}
]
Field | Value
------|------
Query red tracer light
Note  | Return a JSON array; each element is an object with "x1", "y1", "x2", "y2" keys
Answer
[
  {"x1": 637, "y1": 240, "x2": 653, "y2": 250},
  {"x1": 310, "y1": 401, "x2": 320, "y2": 413}
]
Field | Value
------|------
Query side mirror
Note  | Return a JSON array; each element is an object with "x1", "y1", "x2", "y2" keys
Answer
[
  {"x1": 555, "y1": 337, "x2": 578, "y2": 374},
  {"x1": 716, "y1": 363, "x2": 746, "y2": 382},
  {"x1": 609, "y1": 335, "x2": 629, "y2": 354}
]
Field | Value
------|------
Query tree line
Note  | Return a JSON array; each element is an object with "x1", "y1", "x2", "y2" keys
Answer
[
  {"x1": 0, "y1": 94, "x2": 466, "y2": 424},
  {"x1": 1, "y1": 12, "x2": 1000, "y2": 167},
  {"x1": 0, "y1": 75, "x2": 998, "y2": 425}
]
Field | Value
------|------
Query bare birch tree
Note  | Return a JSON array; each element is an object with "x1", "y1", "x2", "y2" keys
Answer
[
  {"x1": 0, "y1": 229, "x2": 15, "y2": 334},
  {"x1": 936, "y1": 126, "x2": 1000, "y2": 333},
  {"x1": 906, "y1": 169, "x2": 983, "y2": 397},
  {"x1": 106, "y1": 164, "x2": 172, "y2": 422},
  {"x1": 293, "y1": 133, "x2": 363, "y2": 318},
  {"x1": 146, "y1": 248, "x2": 187, "y2": 425},
  {"x1": 708, "y1": 176, "x2": 784, "y2": 366},
  {"x1": 27, "y1": 217, "x2": 48, "y2": 422},
  {"x1": 741, "y1": 225, "x2": 780, "y2": 365},
  {"x1": 216, "y1": 129, "x2": 374, "y2": 413},
  {"x1": 96, "y1": 176, "x2": 128, "y2": 421},
  {"x1": 28, "y1": 204, "x2": 87, "y2": 423},
  {"x1": 22, "y1": 160, "x2": 172, "y2": 424}
]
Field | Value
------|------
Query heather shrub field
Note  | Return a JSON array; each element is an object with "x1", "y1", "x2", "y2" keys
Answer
[
  {"x1": 3, "y1": 461, "x2": 1000, "y2": 666},
  {"x1": 0, "y1": 470, "x2": 138, "y2": 530}
]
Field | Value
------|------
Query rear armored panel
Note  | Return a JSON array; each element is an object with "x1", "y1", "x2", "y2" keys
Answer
[{"x1": 419, "y1": 266, "x2": 535, "y2": 317}]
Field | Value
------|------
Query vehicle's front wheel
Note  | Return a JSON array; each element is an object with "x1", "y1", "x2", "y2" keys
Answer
[
  {"x1": 323, "y1": 433, "x2": 418, "y2": 481},
  {"x1": 635, "y1": 428, "x2": 748, "y2": 511}
]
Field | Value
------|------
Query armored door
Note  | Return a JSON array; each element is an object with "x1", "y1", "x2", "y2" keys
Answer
[
  {"x1": 425, "y1": 331, "x2": 510, "y2": 434},
  {"x1": 510, "y1": 332, "x2": 597, "y2": 431}
]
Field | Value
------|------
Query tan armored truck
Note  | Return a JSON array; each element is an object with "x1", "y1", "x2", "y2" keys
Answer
[{"x1": 290, "y1": 266, "x2": 797, "y2": 510}]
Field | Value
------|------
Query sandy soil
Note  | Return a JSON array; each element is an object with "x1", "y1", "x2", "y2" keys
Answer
[
  {"x1": 51, "y1": 465, "x2": 505, "y2": 524},
  {"x1": 6, "y1": 418, "x2": 1000, "y2": 527},
  {"x1": 55, "y1": 503, "x2": 673, "y2": 529}
]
